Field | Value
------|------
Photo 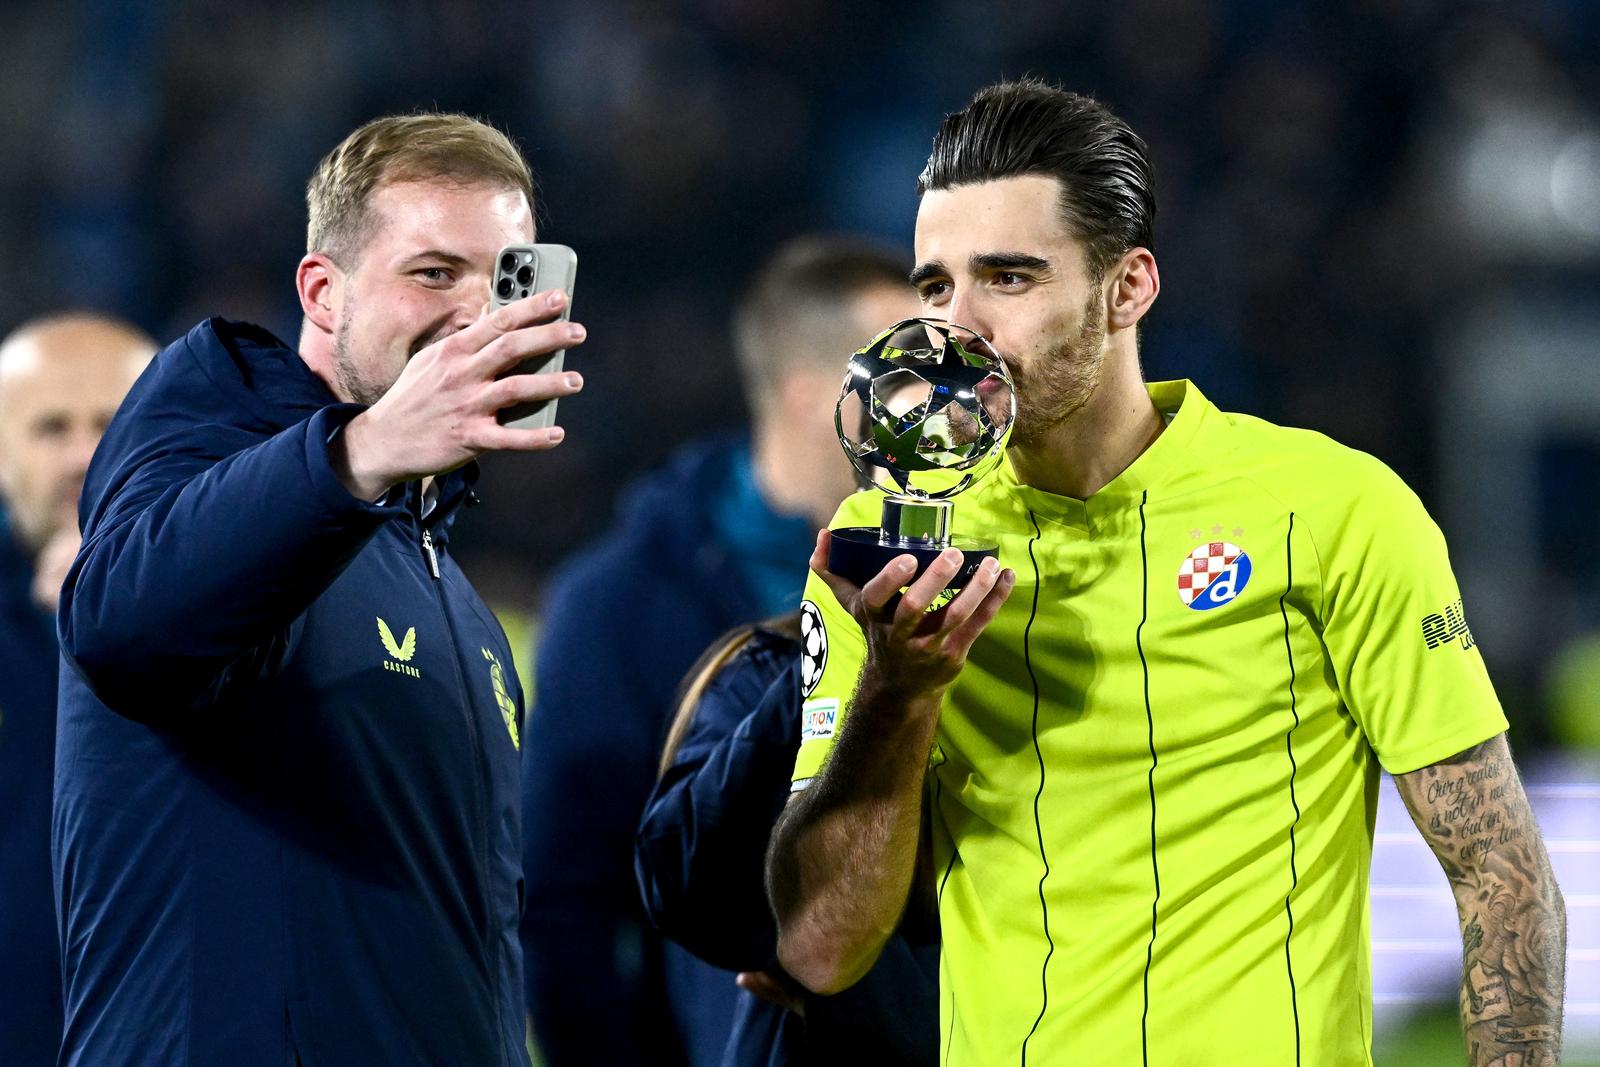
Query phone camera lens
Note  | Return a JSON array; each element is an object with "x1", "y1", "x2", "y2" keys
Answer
[
  {"x1": 496, "y1": 278, "x2": 514, "y2": 299},
  {"x1": 500, "y1": 253, "x2": 517, "y2": 274},
  {"x1": 516, "y1": 265, "x2": 533, "y2": 286}
]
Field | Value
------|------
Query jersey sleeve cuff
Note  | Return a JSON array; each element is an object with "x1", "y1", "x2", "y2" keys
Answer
[{"x1": 1374, "y1": 714, "x2": 1509, "y2": 775}]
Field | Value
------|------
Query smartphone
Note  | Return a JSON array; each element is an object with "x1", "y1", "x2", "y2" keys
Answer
[{"x1": 491, "y1": 243, "x2": 578, "y2": 428}]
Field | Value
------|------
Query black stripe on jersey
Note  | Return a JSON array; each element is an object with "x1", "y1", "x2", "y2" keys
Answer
[
  {"x1": 1019, "y1": 510, "x2": 1053, "y2": 1066},
  {"x1": 934, "y1": 777, "x2": 960, "y2": 1067},
  {"x1": 1278, "y1": 513, "x2": 1303, "y2": 1064},
  {"x1": 1137, "y1": 491, "x2": 1159, "y2": 1067},
  {"x1": 934, "y1": 776, "x2": 957, "y2": 903}
]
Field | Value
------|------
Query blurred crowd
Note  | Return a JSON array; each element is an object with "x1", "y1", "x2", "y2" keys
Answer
[{"x1": 7, "y1": 0, "x2": 1599, "y2": 730}]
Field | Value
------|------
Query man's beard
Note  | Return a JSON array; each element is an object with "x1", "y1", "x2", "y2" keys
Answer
[
  {"x1": 1008, "y1": 285, "x2": 1107, "y2": 448},
  {"x1": 331, "y1": 300, "x2": 391, "y2": 407}
]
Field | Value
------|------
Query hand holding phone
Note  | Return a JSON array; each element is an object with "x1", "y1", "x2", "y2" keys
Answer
[{"x1": 492, "y1": 244, "x2": 578, "y2": 428}]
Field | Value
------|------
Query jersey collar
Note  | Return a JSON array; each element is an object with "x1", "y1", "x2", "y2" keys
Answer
[{"x1": 995, "y1": 379, "x2": 1212, "y2": 529}]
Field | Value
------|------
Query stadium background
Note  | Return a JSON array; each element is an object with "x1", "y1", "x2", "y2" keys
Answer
[{"x1": 4, "y1": 1, "x2": 1595, "y2": 1062}]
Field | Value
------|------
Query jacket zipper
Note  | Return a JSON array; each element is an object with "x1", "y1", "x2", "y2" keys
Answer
[
  {"x1": 413, "y1": 512, "x2": 505, "y2": 1062},
  {"x1": 421, "y1": 528, "x2": 440, "y2": 579}
]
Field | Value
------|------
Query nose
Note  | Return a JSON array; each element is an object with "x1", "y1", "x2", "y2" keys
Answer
[
  {"x1": 454, "y1": 273, "x2": 492, "y2": 329},
  {"x1": 946, "y1": 286, "x2": 992, "y2": 344}
]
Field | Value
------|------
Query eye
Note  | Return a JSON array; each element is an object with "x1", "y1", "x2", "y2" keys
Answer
[
  {"x1": 415, "y1": 267, "x2": 454, "y2": 287},
  {"x1": 995, "y1": 272, "x2": 1029, "y2": 289},
  {"x1": 917, "y1": 280, "x2": 951, "y2": 305}
]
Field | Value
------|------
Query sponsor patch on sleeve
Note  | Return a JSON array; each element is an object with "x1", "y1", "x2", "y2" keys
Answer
[{"x1": 801, "y1": 697, "x2": 840, "y2": 743}]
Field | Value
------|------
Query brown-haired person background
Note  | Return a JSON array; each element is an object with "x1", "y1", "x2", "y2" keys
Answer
[
  {"x1": 0, "y1": 314, "x2": 151, "y2": 1067},
  {"x1": 52, "y1": 114, "x2": 580, "y2": 1066}
]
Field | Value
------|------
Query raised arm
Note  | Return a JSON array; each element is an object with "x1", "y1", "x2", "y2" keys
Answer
[
  {"x1": 766, "y1": 533, "x2": 1012, "y2": 994},
  {"x1": 62, "y1": 298, "x2": 581, "y2": 718},
  {"x1": 59, "y1": 408, "x2": 401, "y2": 716},
  {"x1": 1393, "y1": 733, "x2": 1566, "y2": 1067}
]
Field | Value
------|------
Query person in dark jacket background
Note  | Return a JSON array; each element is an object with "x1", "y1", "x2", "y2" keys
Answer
[
  {"x1": 53, "y1": 113, "x2": 585, "y2": 1067},
  {"x1": 636, "y1": 617, "x2": 940, "y2": 1067},
  {"x1": 0, "y1": 313, "x2": 151, "y2": 1067},
  {"x1": 520, "y1": 236, "x2": 916, "y2": 1066}
]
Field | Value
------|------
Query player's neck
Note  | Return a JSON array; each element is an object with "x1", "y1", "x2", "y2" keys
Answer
[{"x1": 1007, "y1": 355, "x2": 1164, "y2": 501}]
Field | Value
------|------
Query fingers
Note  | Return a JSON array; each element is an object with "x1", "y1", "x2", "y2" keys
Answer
[
  {"x1": 439, "y1": 289, "x2": 583, "y2": 379},
  {"x1": 469, "y1": 318, "x2": 587, "y2": 379},
  {"x1": 450, "y1": 289, "x2": 568, "y2": 354},
  {"x1": 464, "y1": 421, "x2": 568, "y2": 454},
  {"x1": 946, "y1": 567, "x2": 1015, "y2": 655},
  {"x1": 933, "y1": 556, "x2": 1001, "y2": 633},
  {"x1": 891, "y1": 548, "x2": 965, "y2": 627},
  {"x1": 483, "y1": 368, "x2": 584, "y2": 413},
  {"x1": 807, "y1": 528, "x2": 829, "y2": 576},
  {"x1": 860, "y1": 553, "x2": 918, "y2": 616},
  {"x1": 808, "y1": 529, "x2": 860, "y2": 607}
]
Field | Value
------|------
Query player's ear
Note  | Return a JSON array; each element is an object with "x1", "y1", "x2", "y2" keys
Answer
[
  {"x1": 1106, "y1": 248, "x2": 1159, "y2": 333},
  {"x1": 296, "y1": 253, "x2": 343, "y2": 335}
]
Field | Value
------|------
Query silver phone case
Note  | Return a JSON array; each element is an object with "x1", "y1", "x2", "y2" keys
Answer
[{"x1": 492, "y1": 243, "x2": 578, "y2": 429}]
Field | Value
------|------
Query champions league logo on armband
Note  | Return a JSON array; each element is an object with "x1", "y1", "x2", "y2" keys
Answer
[
  {"x1": 1177, "y1": 542, "x2": 1253, "y2": 610},
  {"x1": 798, "y1": 602, "x2": 839, "y2": 742},
  {"x1": 799, "y1": 600, "x2": 828, "y2": 697}
]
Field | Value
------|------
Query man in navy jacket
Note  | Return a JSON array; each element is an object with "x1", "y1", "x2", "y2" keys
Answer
[
  {"x1": 0, "y1": 314, "x2": 151, "y2": 1067},
  {"x1": 521, "y1": 237, "x2": 916, "y2": 1065},
  {"x1": 53, "y1": 114, "x2": 585, "y2": 1067}
]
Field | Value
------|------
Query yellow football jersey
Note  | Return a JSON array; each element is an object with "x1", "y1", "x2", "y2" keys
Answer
[{"x1": 793, "y1": 380, "x2": 1506, "y2": 1066}]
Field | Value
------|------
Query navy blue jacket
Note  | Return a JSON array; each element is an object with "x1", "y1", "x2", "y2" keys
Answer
[
  {"x1": 635, "y1": 630, "x2": 940, "y2": 1066},
  {"x1": 0, "y1": 510, "x2": 65, "y2": 1066},
  {"x1": 54, "y1": 320, "x2": 529, "y2": 1067},
  {"x1": 522, "y1": 440, "x2": 775, "y2": 1066}
]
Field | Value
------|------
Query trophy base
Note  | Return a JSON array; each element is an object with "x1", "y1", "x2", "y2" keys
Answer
[{"x1": 827, "y1": 526, "x2": 999, "y2": 590}]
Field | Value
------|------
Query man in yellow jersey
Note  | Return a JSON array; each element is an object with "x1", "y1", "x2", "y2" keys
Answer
[{"x1": 766, "y1": 80, "x2": 1566, "y2": 1067}]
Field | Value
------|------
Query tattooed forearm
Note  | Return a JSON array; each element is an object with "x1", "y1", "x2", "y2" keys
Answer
[{"x1": 1395, "y1": 734, "x2": 1566, "y2": 1067}]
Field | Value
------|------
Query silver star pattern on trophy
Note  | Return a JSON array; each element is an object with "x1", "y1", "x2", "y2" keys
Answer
[{"x1": 835, "y1": 318, "x2": 1016, "y2": 500}]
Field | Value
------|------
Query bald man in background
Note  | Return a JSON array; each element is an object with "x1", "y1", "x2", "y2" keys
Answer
[{"x1": 0, "y1": 314, "x2": 152, "y2": 1066}]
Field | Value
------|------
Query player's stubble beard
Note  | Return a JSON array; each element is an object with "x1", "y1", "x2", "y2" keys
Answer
[
  {"x1": 1008, "y1": 283, "x2": 1107, "y2": 448},
  {"x1": 331, "y1": 290, "x2": 437, "y2": 407}
]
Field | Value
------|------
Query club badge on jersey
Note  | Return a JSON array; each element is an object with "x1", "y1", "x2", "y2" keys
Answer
[{"x1": 1177, "y1": 541, "x2": 1253, "y2": 610}]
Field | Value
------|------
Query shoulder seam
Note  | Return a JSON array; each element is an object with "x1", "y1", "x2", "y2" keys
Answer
[{"x1": 1232, "y1": 472, "x2": 1330, "y2": 621}]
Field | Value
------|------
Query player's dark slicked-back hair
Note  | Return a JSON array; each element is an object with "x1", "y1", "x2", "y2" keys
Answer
[{"x1": 919, "y1": 79, "x2": 1156, "y2": 280}]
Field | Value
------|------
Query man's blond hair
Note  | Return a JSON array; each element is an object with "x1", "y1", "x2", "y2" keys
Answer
[{"x1": 306, "y1": 113, "x2": 534, "y2": 267}]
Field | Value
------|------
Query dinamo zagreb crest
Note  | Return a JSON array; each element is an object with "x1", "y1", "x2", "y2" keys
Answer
[{"x1": 1177, "y1": 541, "x2": 1253, "y2": 610}]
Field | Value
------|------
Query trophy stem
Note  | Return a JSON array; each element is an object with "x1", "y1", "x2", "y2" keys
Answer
[
  {"x1": 880, "y1": 496, "x2": 952, "y2": 548},
  {"x1": 827, "y1": 495, "x2": 997, "y2": 590}
]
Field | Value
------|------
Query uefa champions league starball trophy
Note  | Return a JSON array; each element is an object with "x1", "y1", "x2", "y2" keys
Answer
[{"x1": 828, "y1": 318, "x2": 1016, "y2": 590}]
